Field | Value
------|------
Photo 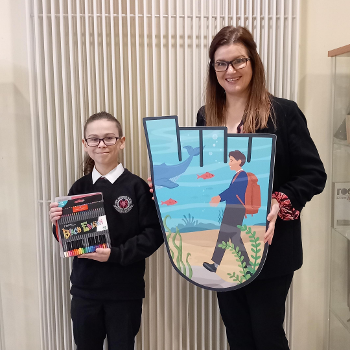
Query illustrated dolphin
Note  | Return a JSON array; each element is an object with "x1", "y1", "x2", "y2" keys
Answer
[{"x1": 154, "y1": 145, "x2": 200, "y2": 189}]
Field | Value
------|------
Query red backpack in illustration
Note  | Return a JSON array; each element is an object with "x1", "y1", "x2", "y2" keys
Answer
[{"x1": 236, "y1": 172, "x2": 261, "y2": 217}]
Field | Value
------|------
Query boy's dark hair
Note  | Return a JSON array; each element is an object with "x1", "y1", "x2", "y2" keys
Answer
[
  {"x1": 229, "y1": 150, "x2": 246, "y2": 166},
  {"x1": 83, "y1": 112, "x2": 123, "y2": 175}
]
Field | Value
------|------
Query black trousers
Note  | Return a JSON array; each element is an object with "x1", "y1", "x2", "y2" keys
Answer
[
  {"x1": 71, "y1": 296, "x2": 142, "y2": 350},
  {"x1": 217, "y1": 272, "x2": 294, "y2": 350}
]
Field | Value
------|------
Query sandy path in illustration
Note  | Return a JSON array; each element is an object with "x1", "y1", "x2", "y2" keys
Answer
[{"x1": 169, "y1": 226, "x2": 266, "y2": 286}]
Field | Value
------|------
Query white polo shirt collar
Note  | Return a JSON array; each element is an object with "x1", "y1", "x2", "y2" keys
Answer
[{"x1": 92, "y1": 163, "x2": 124, "y2": 184}]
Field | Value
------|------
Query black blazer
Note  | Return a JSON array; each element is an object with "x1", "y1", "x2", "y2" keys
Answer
[{"x1": 196, "y1": 96, "x2": 327, "y2": 278}]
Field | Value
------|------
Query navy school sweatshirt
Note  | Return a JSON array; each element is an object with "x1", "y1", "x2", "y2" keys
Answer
[{"x1": 52, "y1": 169, "x2": 164, "y2": 300}]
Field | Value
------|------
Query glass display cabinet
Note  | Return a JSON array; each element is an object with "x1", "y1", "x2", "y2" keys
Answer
[{"x1": 328, "y1": 44, "x2": 350, "y2": 350}]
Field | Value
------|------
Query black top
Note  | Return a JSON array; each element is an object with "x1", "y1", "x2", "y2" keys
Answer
[
  {"x1": 197, "y1": 96, "x2": 327, "y2": 279},
  {"x1": 53, "y1": 169, "x2": 163, "y2": 300}
]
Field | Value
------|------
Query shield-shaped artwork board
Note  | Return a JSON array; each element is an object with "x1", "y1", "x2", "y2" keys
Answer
[{"x1": 144, "y1": 116, "x2": 276, "y2": 291}]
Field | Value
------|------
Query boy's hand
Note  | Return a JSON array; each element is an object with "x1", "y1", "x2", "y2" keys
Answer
[
  {"x1": 210, "y1": 195, "x2": 221, "y2": 207},
  {"x1": 78, "y1": 248, "x2": 111, "y2": 262},
  {"x1": 50, "y1": 202, "x2": 62, "y2": 225}
]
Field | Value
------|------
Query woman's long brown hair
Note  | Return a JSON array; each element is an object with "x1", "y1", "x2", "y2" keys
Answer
[
  {"x1": 83, "y1": 111, "x2": 123, "y2": 175},
  {"x1": 205, "y1": 26, "x2": 273, "y2": 132}
]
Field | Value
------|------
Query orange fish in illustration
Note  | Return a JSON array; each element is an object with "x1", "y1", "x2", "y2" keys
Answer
[
  {"x1": 161, "y1": 198, "x2": 178, "y2": 206},
  {"x1": 197, "y1": 172, "x2": 215, "y2": 180}
]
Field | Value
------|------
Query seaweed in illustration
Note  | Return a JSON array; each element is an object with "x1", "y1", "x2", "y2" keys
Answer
[
  {"x1": 164, "y1": 215, "x2": 193, "y2": 279},
  {"x1": 218, "y1": 225, "x2": 262, "y2": 284}
]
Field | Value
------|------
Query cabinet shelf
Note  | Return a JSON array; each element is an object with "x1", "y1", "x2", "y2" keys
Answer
[
  {"x1": 329, "y1": 44, "x2": 350, "y2": 57},
  {"x1": 333, "y1": 138, "x2": 350, "y2": 148},
  {"x1": 330, "y1": 310, "x2": 350, "y2": 335},
  {"x1": 332, "y1": 228, "x2": 350, "y2": 241}
]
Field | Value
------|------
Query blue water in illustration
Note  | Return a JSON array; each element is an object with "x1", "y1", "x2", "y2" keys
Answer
[{"x1": 145, "y1": 117, "x2": 275, "y2": 232}]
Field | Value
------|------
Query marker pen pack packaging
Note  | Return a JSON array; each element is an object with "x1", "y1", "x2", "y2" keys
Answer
[{"x1": 55, "y1": 192, "x2": 111, "y2": 258}]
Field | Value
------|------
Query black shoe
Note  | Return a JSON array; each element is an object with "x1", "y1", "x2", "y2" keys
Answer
[{"x1": 203, "y1": 262, "x2": 217, "y2": 272}]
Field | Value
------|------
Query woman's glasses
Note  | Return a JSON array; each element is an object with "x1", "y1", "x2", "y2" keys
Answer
[
  {"x1": 85, "y1": 136, "x2": 120, "y2": 147},
  {"x1": 213, "y1": 57, "x2": 250, "y2": 72}
]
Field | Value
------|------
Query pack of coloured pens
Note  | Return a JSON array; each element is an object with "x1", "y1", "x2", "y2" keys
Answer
[{"x1": 55, "y1": 192, "x2": 111, "y2": 258}]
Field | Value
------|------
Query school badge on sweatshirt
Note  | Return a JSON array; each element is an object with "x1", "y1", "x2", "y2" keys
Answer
[
  {"x1": 143, "y1": 116, "x2": 276, "y2": 292},
  {"x1": 114, "y1": 196, "x2": 134, "y2": 213}
]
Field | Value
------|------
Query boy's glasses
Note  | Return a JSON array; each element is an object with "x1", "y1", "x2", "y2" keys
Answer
[
  {"x1": 213, "y1": 57, "x2": 250, "y2": 72},
  {"x1": 85, "y1": 136, "x2": 120, "y2": 147}
]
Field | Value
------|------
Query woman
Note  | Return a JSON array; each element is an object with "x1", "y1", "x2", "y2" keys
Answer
[{"x1": 196, "y1": 26, "x2": 326, "y2": 350}]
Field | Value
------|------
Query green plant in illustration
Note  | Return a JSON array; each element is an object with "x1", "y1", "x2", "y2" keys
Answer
[
  {"x1": 219, "y1": 225, "x2": 262, "y2": 284},
  {"x1": 163, "y1": 215, "x2": 174, "y2": 259},
  {"x1": 163, "y1": 215, "x2": 192, "y2": 279},
  {"x1": 182, "y1": 213, "x2": 198, "y2": 227},
  {"x1": 238, "y1": 224, "x2": 261, "y2": 274},
  {"x1": 185, "y1": 253, "x2": 193, "y2": 279},
  {"x1": 218, "y1": 242, "x2": 251, "y2": 283},
  {"x1": 172, "y1": 227, "x2": 186, "y2": 273}
]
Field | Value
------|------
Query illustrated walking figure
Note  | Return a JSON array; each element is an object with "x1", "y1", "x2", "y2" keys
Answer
[{"x1": 203, "y1": 150, "x2": 250, "y2": 273}]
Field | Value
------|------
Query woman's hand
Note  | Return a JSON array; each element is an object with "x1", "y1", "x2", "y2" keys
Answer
[
  {"x1": 147, "y1": 176, "x2": 154, "y2": 199},
  {"x1": 264, "y1": 198, "x2": 279, "y2": 245},
  {"x1": 49, "y1": 202, "x2": 62, "y2": 225},
  {"x1": 78, "y1": 248, "x2": 111, "y2": 262}
]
